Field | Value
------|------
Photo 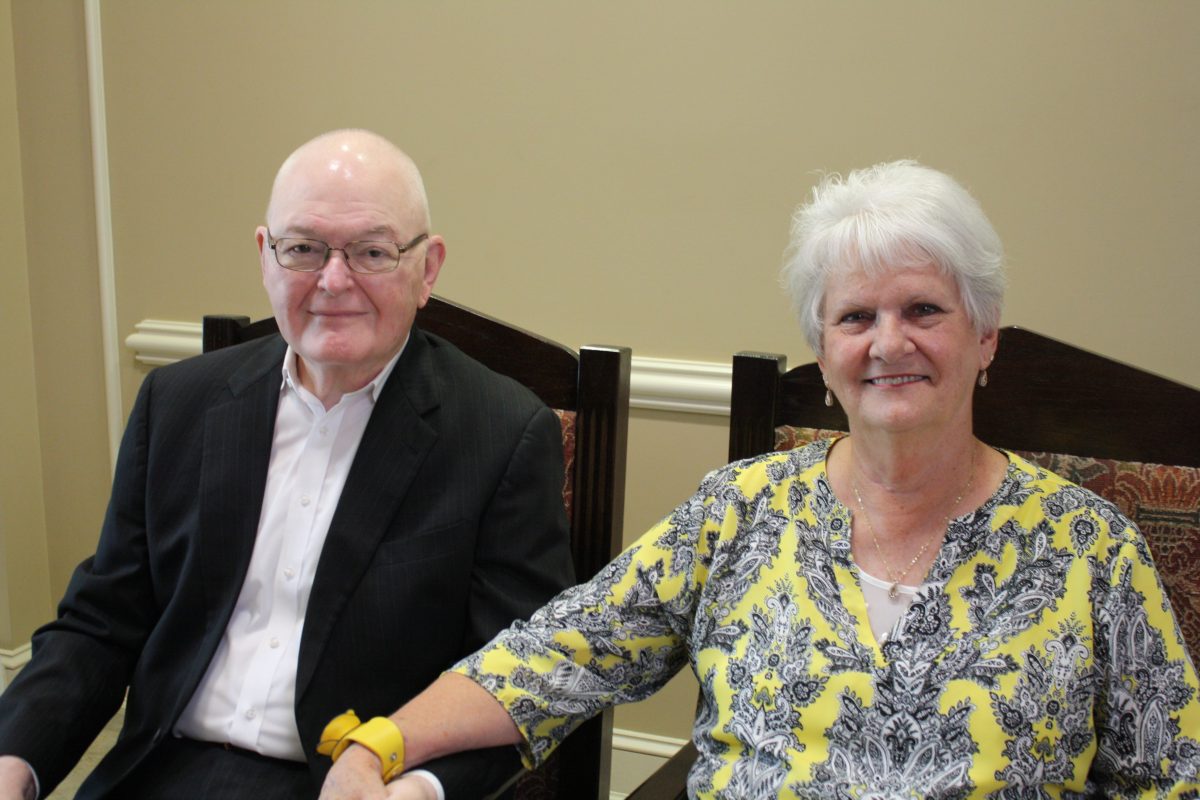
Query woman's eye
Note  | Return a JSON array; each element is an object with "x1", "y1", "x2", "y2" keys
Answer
[
  {"x1": 839, "y1": 311, "x2": 871, "y2": 324},
  {"x1": 911, "y1": 303, "x2": 942, "y2": 316}
]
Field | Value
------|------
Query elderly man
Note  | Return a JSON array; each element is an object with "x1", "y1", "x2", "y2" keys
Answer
[{"x1": 0, "y1": 130, "x2": 573, "y2": 799}]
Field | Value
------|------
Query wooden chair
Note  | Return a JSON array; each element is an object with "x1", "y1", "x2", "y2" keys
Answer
[
  {"x1": 203, "y1": 295, "x2": 632, "y2": 800},
  {"x1": 629, "y1": 325, "x2": 1200, "y2": 800}
]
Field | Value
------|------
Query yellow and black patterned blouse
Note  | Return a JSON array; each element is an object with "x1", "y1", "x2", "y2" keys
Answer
[{"x1": 454, "y1": 439, "x2": 1200, "y2": 798}]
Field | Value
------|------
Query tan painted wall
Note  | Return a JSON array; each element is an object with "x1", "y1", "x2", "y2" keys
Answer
[
  {"x1": 6, "y1": 0, "x2": 1199, "y2": 740},
  {"x1": 0, "y1": 0, "x2": 52, "y2": 647},
  {"x1": 9, "y1": 0, "x2": 109, "y2": 624},
  {"x1": 99, "y1": 2, "x2": 1200, "y2": 401}
]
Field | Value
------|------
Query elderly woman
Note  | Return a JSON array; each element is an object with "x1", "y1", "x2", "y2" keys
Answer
[{"x1": 321, "y1": 162, "x2": 1200, "y2": 799}]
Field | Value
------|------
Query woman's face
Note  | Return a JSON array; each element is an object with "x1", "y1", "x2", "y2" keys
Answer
[{"x1": 818, "y1": 262, "x2": 997, "y2": 439}]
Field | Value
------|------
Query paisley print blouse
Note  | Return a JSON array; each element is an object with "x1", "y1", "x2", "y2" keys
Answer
[{"x1": 454, "y1": 440, "x2": 1200, "y2": 798}]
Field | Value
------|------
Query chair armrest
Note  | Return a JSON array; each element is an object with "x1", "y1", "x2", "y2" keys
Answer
[{"x1": 624, "y1": 742, "x2": 696, "y2": 800}]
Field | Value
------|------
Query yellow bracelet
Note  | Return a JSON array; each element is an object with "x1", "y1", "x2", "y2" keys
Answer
[
  {"x1": 317, "y1": 709, "x2": 362, "y2": 757},
  {"x1": 317, "y1": 710, "x2": 407, "y2": 782}
]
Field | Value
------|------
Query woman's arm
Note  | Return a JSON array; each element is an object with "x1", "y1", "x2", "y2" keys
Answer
[
  {"x1": 1090, "y1": 529, "x2": 1200, "y2": 796},
  {"x1": 319, "y1": 673, "x2": 521, "y2": 800},
  {"x1": 318, "y1": 462, "x2": 734, "y2": 800}
]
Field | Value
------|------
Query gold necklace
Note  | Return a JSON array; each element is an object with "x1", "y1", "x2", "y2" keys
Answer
[{"x1": 851, "y1": 448, "x2": 976, "y2": 600}]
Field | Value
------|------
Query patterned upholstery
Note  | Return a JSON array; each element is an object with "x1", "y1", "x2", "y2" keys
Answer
[
  {"x1": 511, "y1": 410, "x2": 578, "y2": 800},
  {"x1": 774, "y1": 426, "x2": 848, "y2": 453},
  {"x1": 510, "y1": 409, "x2": 577, "y2": 800},
  {"x1": 773, "y1": 426, "x2": 1200, "y2": 669},
  {"x1": 553, "y1": 410, "x2": 577, "y2": 521}
]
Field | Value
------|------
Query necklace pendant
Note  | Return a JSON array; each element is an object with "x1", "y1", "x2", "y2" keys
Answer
[{"x1": 888, "y1": 582, "x2": 900, "y2": 600}]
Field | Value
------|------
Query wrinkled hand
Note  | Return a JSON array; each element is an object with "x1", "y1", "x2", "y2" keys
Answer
[
  {"x1": 0, "y1": 757, "x2": 35, "y2": 800},
  {"x1": 318, "y1": 745, "x2": 387, "y2": 800}
]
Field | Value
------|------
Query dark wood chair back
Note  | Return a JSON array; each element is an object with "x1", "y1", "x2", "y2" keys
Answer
[
  {"x1": 203, "y1": 294, "x2": 631, "y2": 800},
  {"x1": 729, "y1": 326, "x2": 1200, "y2": 467},
  {"x1": 630, "y1": 325, "x2": 1200, "y2": 800}
]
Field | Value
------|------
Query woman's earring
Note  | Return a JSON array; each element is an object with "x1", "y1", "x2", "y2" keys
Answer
[
  {"x1": 823, "y1": 376, "x2": 834, "y2": 407},
  {"x1": 977, "y1": 369, "x2": 989, "y2": 388}
]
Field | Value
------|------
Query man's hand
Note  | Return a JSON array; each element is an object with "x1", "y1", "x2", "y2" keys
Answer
[
  {"x1": 319, "y1": 744, "x2": 390, "y2": 800},
  {"x1": 385, "y1": 775, "x2": 438, "y2": 800},
  {"x1": 0, "y1": 756, "x2": 36, "y2": 800},
  {"x1": 319, "y1": 745, "x2": 439, "y2": 800}
]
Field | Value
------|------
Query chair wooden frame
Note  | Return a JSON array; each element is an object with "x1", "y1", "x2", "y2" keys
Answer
[
  {"x1": 204, "y1": 294, "x2": 632, "y2": 800},
  {"x1": 629, "y1": 325, "x2": 1200, "y2": 799},
  {"x1": 728, "y1": 326, "x2": 1200, "y2": 468}
]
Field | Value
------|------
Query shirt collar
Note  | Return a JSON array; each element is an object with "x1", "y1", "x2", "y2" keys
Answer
[{"x1": 279, "y1": 334, "x2": 409, "y2": 405}]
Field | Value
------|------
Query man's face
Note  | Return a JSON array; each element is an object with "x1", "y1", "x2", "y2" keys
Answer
[{"x1": 257, "y1": 146, "x2": 444, "y2": 389}]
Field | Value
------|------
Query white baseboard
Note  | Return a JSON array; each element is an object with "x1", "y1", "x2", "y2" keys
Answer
[
  {"x1": 124, "y1": 319, "x2": 735, "y2": 416},
  {"x1": 609, "y1": 727, "x2": 688, "y2": 799},
  {"x1": 0, "y1": 642, "x2": 32, "y2": 691},
  {"x1": 124, "y1": 319, "x2": 205, "y2": 366}
]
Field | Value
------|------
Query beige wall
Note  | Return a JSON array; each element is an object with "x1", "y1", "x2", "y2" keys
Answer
[
  {"x1": 5, "y1": 0, "x2": 108, "y2": 643},
  {"x1": 0, "y1": 0, "x2": 51, "y2": 648},
  {"x1": 4, "y1": 0, "x2": 1198, "y2": 740}
]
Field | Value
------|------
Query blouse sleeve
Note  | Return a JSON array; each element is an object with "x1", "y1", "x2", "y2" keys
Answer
[
  {"x1": 450, "y1": 469, "x2": 727, "y2": 768},
  {"x1": 1089, "y1": 523, "x2": 1200, "y2": 796}
]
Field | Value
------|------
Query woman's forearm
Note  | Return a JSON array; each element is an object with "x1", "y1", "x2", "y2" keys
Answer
[
  {"x1": 319, "y1": 672, "x2": 522, "y2": 800},
  {"x1": 391, "y1": 672, "x2": 522, "y2": 767}
]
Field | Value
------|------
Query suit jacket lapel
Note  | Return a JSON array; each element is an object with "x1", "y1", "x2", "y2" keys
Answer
[
  {"x1": 196, "y1": 339, "x2": 285, "y2": 645},
  {"x1": 295, "y1": 332, "x2": 441, "y2": 701}
]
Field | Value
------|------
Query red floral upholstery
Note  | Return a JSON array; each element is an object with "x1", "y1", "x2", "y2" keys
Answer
[
  {"x1": 554, "y1": 409, "x2": 577, "y2": 521},
  {"x1": 773, "y1": 425, "x2": 1200, "y2": 668},
  {"x1": 514, "y1": 410, "x2": 576, "y2": 800},
  {"x1": 774, "y1": 426, "x2": 847, "y2": 452}
]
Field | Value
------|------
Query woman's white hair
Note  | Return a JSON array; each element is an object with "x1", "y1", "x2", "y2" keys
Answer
[{"x1": 781, "y1": 160, "x2": 1006, "y2": 357}]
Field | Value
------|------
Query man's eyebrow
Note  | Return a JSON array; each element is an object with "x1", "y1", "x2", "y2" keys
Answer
[
  {"x1": 273, "y1": 225, "x2": 321, "y2": 239},
  {"x1": 359, "y1": 226, "x2": 401, "y2": 239},
  {"x1": 279, "y1": 225, "x2": 400, "y2": 240}
]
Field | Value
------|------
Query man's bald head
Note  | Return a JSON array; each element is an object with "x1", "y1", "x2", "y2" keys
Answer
[
  {"x1": 256, "y1": 129, "x2": 446, "y2": 405},
  {"x1": 266, "y1": 129, "x2": 431, "y2": 230}
]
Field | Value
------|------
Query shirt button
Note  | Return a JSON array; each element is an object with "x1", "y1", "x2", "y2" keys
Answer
[
  {"x1": 245, "y1": 708, "x2": 257, "y2": 720},
  {"x1": 300, "y1": 495, "x2": 311, "y2": 507},
  {"x1": 284, "y1": 567, "x2": 296, "y2": 579},
  {"x1": 320, "y1": 426, "x2": 329, "y2": 436},
  {"x1": 269, "y1": 637, "x2": 280, "y2": 649}
]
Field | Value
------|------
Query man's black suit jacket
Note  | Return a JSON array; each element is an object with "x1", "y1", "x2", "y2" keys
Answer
[{"x1": 0, "y1": 328, "x2": 575, "y2": 798}]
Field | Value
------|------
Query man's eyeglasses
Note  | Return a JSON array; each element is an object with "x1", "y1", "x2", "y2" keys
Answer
[{"x1": 267, "y1": 231, "x2": 429, "y2": 274}]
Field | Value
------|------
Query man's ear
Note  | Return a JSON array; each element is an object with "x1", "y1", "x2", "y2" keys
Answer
[
  {"x1": 256, "y1": 226, "x2": 271, "y2": 284},
  {"x1": 417, "y1": 235, "x2": 446, "y2": 306}
]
